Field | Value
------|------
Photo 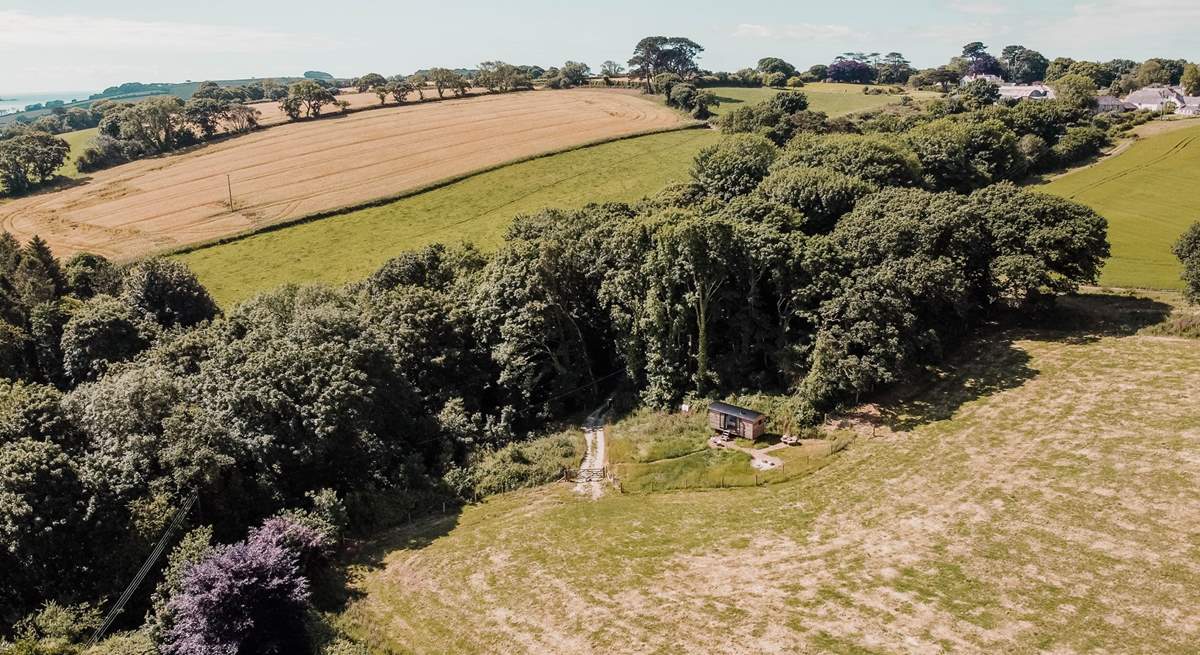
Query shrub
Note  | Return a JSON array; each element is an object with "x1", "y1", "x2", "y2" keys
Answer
[
  {"x1": 668, "y1": 83, "x2": 698, "y2": 109},
  {"x1": 651, "y1": 72, "x2": 682, "y2": 95},
  {"x1": 1173, "y1": 221, "x2": 1200, "y2": 304},
  {"x1": 718, "y1": 92, "x2": 809, "y2": 145},
  {"x1": 1050, "y1": 125, "x2": 1108, "y2": 168},
  {"x1": 775, "y1": 133, "x2": 922, "y2": 187},
  {"x1": 163, "y1": 518, "x2": 324, "y2": 655},
  {"x1": 447, "y1": 431, "x2": 583, "y2": 499},
  {"x1": 690, "y1": 134, "x2": 778, "y2": 200},
  {"x1": 60, "y1": 295, "x2": 152, "y2": 384},
  {"x1": 755, "y1": 165, "x2": 877, "y2": 233},
  {"x1": 63, "y1": 253, "x2": 122, "y2": 299},
  {"x1": 1017, "y1": 134, "x2": 1050, "y2": 170},
  {"x1": 786, "y1": 77, "x2": 805, "y2": 88},
  {"x1": 761, "y1": 72, "x2": 787, "y2": 87},
  {"x1": 120, "y1": 259, "x2": 219, "y2": 329},
  {"x1": 76, "y1": 135, "x2": 152, "y2": 173},
  {"x1": 904, "y1": 118, "x2": 1024, "y2": 191},
  {"x1": 767, "y1": 91, "x2": 809, "y2": 115}
]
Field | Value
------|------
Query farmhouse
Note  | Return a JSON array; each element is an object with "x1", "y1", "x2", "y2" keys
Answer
[
  {"x1": 1123, "y1": 86, "x2": 1200, "y2": 114},
  {"x1": 708, "y1": 402, "x2": 767, "y2": 440},
  {"x1": 999, "y1": 83, "x2": 1055, "y2": 101},
  {"x1": 961, "y1": 73, "x2": 1005, "y2": 86},
  {"x1": 1096, "y1": 95, "x2": 1136, "y2": 112}
]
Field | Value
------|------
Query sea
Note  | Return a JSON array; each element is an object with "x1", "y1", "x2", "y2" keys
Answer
[{"x1": 0, "y1": 91, "x2": 98, "y2": 116}]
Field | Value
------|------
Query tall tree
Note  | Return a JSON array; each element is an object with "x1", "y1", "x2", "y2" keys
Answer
[
  {"x1": 1182, "y1": 64, "x2": 1200, "y2": 96},
  {"x1": 627, "y1": 36, "x2": 704, "y2": 91}
]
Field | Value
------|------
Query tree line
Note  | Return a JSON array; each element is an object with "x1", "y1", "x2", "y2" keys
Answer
[{"x1": 717, "y1": 78, "x2": 1153, "y2": 179}]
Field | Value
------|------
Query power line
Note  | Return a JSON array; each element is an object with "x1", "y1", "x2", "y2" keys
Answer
[{"x1": 87, "y1": 491, "x2": 198, "y2": 647}]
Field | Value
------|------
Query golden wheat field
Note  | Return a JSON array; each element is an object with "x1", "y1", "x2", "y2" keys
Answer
[{"x1": 0, "y1": 89, "x2": 686, "y2": 259}]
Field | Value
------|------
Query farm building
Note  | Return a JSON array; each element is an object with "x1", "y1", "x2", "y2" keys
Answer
[
  {"x1": 960, "y1": 73, "x2": 1005, "y2": 86},
  {"x1": 998, "y1": 83, "x2": 1055, "y2": 101},
  {"x1": 1096, "y1": 95, "x2": 1136, "y2": 112},
  {"x1": 708, "y1": 402, "x2": 767, "y2": 440},
  {"x1": 1123, "y1": 86, "x2": 1200, "y2": 114}
]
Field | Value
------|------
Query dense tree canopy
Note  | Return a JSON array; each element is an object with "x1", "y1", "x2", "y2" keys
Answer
[{"x1": 0, "y1": 132, "x2": 69, "y2": 195}]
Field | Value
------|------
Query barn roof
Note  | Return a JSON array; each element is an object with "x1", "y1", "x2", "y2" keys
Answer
[{"x1": 709, "y1": 401, "x2": 765, "y2": 421}]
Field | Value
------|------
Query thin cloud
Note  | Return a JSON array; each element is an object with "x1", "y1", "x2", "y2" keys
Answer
[
  {"x1": 948, "y1": 1, "x2": 1009, "y2": 16},
  {"x1": 0, "y1": 11, "x2": 334, "y2": 53},
  {"x1": 1038, "y1": 0, "x2": 1200, "y2": 48},
  {"x1": 733, "y1": 23, "x2": 861, "y2": 41}
]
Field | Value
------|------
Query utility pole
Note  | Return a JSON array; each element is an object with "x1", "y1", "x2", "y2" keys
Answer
[{"x1": 226, "y1": 174, "x2": 234, "y2": 211}]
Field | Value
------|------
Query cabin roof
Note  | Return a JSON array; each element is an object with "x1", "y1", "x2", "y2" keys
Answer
[{"x1": 708, "y1": 401, "x2": 765, "y2": 422}]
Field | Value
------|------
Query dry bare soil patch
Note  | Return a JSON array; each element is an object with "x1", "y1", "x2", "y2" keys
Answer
[
  {"x1": 335, "y1": 292, "x2": 1200, "y2": 654},
  {"x1": 0, "y1": 89, "x2": 685, "y2": 259}
]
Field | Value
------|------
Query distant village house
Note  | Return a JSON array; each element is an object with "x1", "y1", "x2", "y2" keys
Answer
[{"x1": 1123, "y1": 86, "x2": 1200, "y2": 115}]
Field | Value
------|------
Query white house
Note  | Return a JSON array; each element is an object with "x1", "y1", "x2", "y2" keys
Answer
[
  {"x1": 999, "y1": 83, "x2": 1056, "y2": 101},
  {"x1": 960, "y1": 73, "x2": 1005, "y2": 86},
  {"x1": 1123, "y1": 86, "x2": 1200, "y2": 114}
]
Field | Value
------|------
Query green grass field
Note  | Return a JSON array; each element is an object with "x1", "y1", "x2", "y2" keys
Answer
[
  {"x1": 177, "y1": 128, "x2": 721, "y2": 306},
  {"x1": 1041, "y1": 122, "x2": 1200, "y2": 289},
  {"x1": 56, "y1": 127, "x2": 97, "y2": 178},
  {"x1": 706, "y1": 82, "x2": 916, "y2": 117},
  {"x1": 332, "y1": 292, "x2": 1200, "y2": 653}
]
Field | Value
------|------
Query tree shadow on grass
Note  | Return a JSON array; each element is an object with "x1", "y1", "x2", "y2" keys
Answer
[
  {"x1": 877, "y1": 337, "x2": 1037, "y2": 431},
  {"x1": 313, "y1": 508, "x2": 463, "y2": 613},
  {"x1": 714, "y1": 95, "x2": 746, "y2": 106},
  {"x1": 873, "y1": 292, "x2": 1172, "y2": 431},
  {"x1": 1015, "y1": 292, "x2": 1172, "y2": 344}
]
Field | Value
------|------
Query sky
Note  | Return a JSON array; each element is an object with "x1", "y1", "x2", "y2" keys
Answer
[{"x1": 2, "y1": 0, "x2": 1199, "y2": 93}]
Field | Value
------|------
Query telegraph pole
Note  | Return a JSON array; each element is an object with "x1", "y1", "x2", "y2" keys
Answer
[{"x1": 226, "y1": 174, "x2": 233, "y2": 211}]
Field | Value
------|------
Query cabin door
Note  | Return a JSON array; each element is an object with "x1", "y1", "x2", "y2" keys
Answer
[{"x1": 723, "y1": 414, "x2": 739, "y2": 433}]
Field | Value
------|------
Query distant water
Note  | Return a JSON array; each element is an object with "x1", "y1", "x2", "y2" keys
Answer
[{"x1": 0, "y1": 91, "x2": 98, "y2": 115}]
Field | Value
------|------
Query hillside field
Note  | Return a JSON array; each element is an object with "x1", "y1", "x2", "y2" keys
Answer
[
  {"x1": 50, "y1": 127, "x2": 99, "y2": 178},
  {"x1": 177, "y1": 128, "x2": 721, "y2": 306},
  {"x1": 0, "y1": 89, "x2": 685, "y2": 261},
  {"x1": 332, "y1": 292, "x2": 1200, "y2": 654},
  {"x1": 706, "y1": 82, "x2": 927, "y2": 117},
  {"x1": 1042, "y1": 122, "x2": 1200, "y2": 289}
]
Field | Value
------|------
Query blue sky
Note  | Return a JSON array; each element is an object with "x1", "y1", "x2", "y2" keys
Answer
[{"x1": 2, "y1": 0, "x2": 1198, "y2": 92}]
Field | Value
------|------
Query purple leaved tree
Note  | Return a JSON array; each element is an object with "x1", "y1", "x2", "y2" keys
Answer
[
  {"x1": 828, "y1": 59, "x2": 876, "y2": 84},
  {"x1": 164, "y1": 518, "x2": 326, "y2": 655}
]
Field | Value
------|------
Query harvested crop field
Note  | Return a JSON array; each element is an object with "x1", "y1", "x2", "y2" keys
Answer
[
  {"x1": 0, "y1": 89, "x2": 686, "y2": 259},
  {"x1": 251, "y1": 87, "x2": 493, "y2": 126}
]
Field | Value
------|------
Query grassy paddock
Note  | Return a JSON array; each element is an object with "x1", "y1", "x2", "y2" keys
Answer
[
  {"x1": 176, "y1": 128, "x2": 721, "y2": 306},
  {"x1": 1041, "y1": 122, "x2": 1200, "y2": 289},
  {"x1": 605, "y1": 406, "x2": 843, "y2": 493},
  {"x1": 705, "y1": 83, "x2": 920, "y2": 117},
  {"x1": 56, "y1": 127, "x2": 97, "y2": 178},
  {"x1": 333, "y1": 290, "x2": 1200, "y2": 653}
]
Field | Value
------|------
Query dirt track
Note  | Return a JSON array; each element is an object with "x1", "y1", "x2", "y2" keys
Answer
[{"x1": 0, "y1": 89, "x2": 684, "y2": 259}]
